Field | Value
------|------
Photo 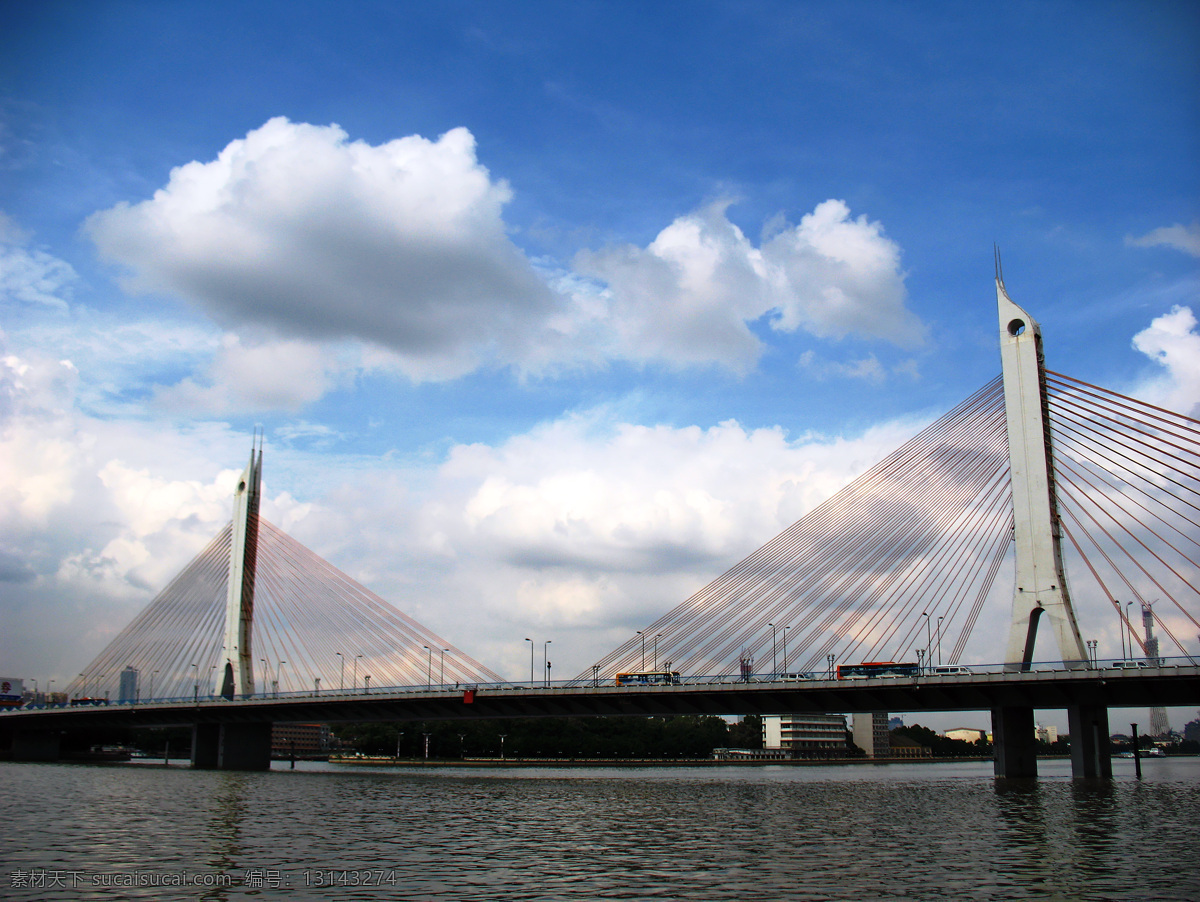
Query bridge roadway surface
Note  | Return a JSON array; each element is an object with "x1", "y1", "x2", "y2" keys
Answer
[{"x1": 6, "y1": 664, "x2": 1199, "y2": 731}]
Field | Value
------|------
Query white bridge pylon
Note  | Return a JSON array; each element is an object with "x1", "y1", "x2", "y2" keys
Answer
[
  {"x1": 996, "y1": 258, "x2": 1089, "y2": 670},
  {"x1": 219, "y1": 442, "x2": 262, "y2": 698}
]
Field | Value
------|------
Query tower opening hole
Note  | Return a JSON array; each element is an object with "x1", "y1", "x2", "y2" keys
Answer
[{"x1": 1008, "y1": 319, "x2": 1026, "y2": 336}]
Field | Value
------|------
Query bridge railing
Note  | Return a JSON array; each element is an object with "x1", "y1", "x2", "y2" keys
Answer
[{"x1": 6, "y1": 655, "x2": 1197, "y2": 712}]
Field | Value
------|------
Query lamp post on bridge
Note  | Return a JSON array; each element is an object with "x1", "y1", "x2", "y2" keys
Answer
[
  {"x1": 354, "y1": 654, "x2": 363, "y2": 693},
  {"x1": 923, "y1": 613, "x2": 932, "y2": 666},
  {"x1": 336, "y1": 652, "x2": 344, "y2": 691},
  {"x1": 260, "y1": 659, "x2": 269, "y2": 696},
  {"x1": 783, "y1": 625, "x2": 790, "y2": 675},
  {"x1": 917, "y1": 648, "x2": 925, "y2": 675},
  {"x1": 543, "y1": 640, "x2": 552, "y2": 687},
  {"x1": 440, "y1": 649, "x2": 448, "y2": 686},
  {"x1": 525, "y1": 638, "x2": 534, "y2": 686},
  {"x1": 1126, "y1": 602, "x2": 1135, "y2": 660},
  {"x1": 769, "y1": 623, "x2": 778, "y2": 678},
  {"x1": 637, "y1": 631, "x2": 645, "y2": 670},
  {"x1": 277, "y1": 660, "x2": 286, "y2": 696},
  {"x1": 937, "y1": 617, "x2": 943, "y2": 666},
  {"x1": 422, "y1": 646, "x2": 431, "y2": 690},
  {"x1": 653, "y1": 634, "x2": 661, "y2": 671},
  {"x1": 192, "y1": 663, "x2": 198, "y2": 703},
  {"x1": 149, "y1": 670, "x2": 157, "y2": 702}
]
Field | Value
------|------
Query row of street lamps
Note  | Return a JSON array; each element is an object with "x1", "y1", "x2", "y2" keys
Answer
[{"x1": 524, "y1": 638, "x2": 551, "y2": 686}]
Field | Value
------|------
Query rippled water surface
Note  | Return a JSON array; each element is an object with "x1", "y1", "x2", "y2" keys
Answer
[{"x1": 3, "y1": 758, "x2": 1198, "y2": 900}]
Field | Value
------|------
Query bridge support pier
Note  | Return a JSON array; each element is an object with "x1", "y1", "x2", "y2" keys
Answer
[
  {"x1": 1067, "y1": 704, "x2": 1112, "y2": 779},
  {"x1": 991, "y1": 707, "x2": 1037, "y2": 778},
  {"x1": 9, "y1": 730, "x2": 61, "y2": 762},
  {"x1": 192, "y1": 722, "x2": 272, "y2": 771}
]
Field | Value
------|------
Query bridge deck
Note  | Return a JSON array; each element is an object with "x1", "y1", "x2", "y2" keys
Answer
[{"x1": 6, "y1": 665, "x2": 1198, "y2": 730}]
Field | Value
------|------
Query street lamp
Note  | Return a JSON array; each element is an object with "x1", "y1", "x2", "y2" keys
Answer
[
  {"x1": 923, "y1": 612, "x2": 931, "y2": 664},
  {"x1": 423, "y1": 646, "x2": 431, "y2": 690},
  {"x1": 192, "y1": 663, "x2": 199, "y2": 703},
  {"x1": 1126, "y1": 602, "x2": 1135, "y2": 660},
  {"x1": 354, "y1": 654, "x2": 363, "y2": 692},
  {"x1": 525, "y1": 638, "x2": 534, "y2": 686},
  {"x1": 336, "y1": 652, "x2": 344, "y2": 691},
  {"x1": 783, "y1": 626, "x2": 790, "y2": 674},
  {"x1": 637, "y1": 631, "x2": 645, "y2": 670},
  {"x1": 543, "y1": 640, "x2": 552, "y2": 687},
  {"x1": 769, "y1": 623, "x2": 778, "y2": 678},
  {"x1": 149, "y1": 670, "x2": 157, "y2": 701},
  {"x1": 440, "y1": 648, "x2": 449, "y2": 686},
  {"x1": 936, "y1": 617, "x2": 944, "y2": 666},
  {"x1": 653, "y1": 634, "x2": 662, "y2": 671},
  {"x1": 277, "y1": 660, "x2": 286, "y2": 696}
]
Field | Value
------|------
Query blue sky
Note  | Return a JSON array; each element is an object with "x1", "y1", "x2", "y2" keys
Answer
[{"x1": 2, "y1": 2, "x2": 1198, "y2": 726}]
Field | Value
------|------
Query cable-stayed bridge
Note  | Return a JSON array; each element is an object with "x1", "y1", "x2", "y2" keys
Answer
[{"x1": 4, "y1": 271, "x2": 1199, "y2": 777}]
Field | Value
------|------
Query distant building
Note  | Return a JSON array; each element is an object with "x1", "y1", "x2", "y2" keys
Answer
[
  {"x1": 945, "y1": 728, "x2": 988, "y2": 743},
  {"x1": 712, "y1": 747, "x2": 792, "y2": 761},
  {"x1": 271, "y1": 723, "x2": 330, "y2": 757},
  {"x1": 118, "y1": 667, "x2": 139, "y2": 703},
  {"x1": 1035, "y1": 724, "x2": 1058, "y2": 744},
  {"x1": 853, "y1": 712, "x2": 890, "y2": 758},
  {"x1": 890, "y1": 733, "x2": 931, "y2": 758},
  {"x1": 762, "y1": 714, "x2": 848, "y2": 757}
]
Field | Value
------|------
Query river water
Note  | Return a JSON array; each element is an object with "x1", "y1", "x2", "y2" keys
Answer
[{"x1": 2, "y1": 757, "x2": 1198, "y2": 901}]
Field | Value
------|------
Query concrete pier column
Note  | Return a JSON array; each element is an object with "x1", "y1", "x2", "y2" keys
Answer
[
  {"x1": 11, "y1": 730, "x2": 61, "y2": 762},
  {"x1": 1067, "y1": 704, "x2": 1112, "y2": 779},
  {"x1": 992, "y1": 707, "x2": 1037, "y2": 778},
  {"x1": 192, "y1": 722, "x2": 272, "y2": 771}
]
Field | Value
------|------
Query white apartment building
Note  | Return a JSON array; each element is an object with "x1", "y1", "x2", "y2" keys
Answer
[{"x1": 762, "y1": 713, "x2": 848, "y2": 756}]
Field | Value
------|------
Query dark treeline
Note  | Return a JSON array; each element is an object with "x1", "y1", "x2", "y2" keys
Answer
[{"x1": 333, "y1": 714, "x2": 764, "y2": 759}]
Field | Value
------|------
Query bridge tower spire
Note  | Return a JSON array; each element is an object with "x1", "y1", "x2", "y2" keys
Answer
[
  {"x1": 219, "y1": 437, "x2": 263, "y2": 698},
  {"x1": 996, "y1": 254, "x2": 1088, "y2": 671}
]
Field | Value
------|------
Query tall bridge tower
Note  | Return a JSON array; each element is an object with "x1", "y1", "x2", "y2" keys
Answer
[
  {"x1": 993, "y1": 258, "x2": 1107, "y2": 778},
  {"x1": 218, "y1": 443, "x2": 262, "y2": 699},
  {"x1": 996, "y1": 258, "x2": 1089, "y2": 671}
]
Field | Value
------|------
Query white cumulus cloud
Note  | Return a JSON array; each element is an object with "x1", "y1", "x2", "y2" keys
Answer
[
  {"x1": 576, "y1": 198, "x2": 925, "y2": 371},
  {"x1": 84, "y1": 118, "x2": 560, "y2": 381},
  {"x1": 1131, "y1": 305, "x2": 1200, "y2": 416}
]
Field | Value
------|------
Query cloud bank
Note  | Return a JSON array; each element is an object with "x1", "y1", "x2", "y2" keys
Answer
[{"x1": 84, "y1": 119, "x2": 924, "y2": 389}]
